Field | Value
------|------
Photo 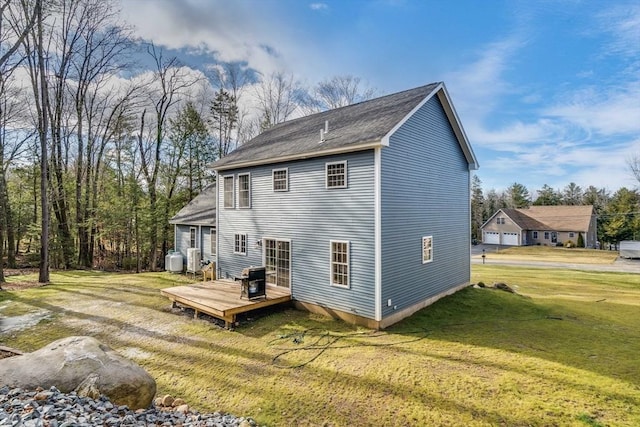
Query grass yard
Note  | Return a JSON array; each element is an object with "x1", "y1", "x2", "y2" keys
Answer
[
  {"x1": 1, "y1": 267, "x2": 639, "y2": 426},
  {"x1": 476, "y1": 245, "x2": 619, "y2": 264}
]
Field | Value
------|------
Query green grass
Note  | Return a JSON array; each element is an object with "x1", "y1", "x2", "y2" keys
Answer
[
  {"x1": 1, "y1": 267, "x2": 639, "y2": 426},
  {"x1": 475, "y1": 246, "x2": 619, "y2": 264}
]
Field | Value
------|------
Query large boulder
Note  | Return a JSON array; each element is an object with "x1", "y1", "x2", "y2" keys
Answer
[{"x1": 0, "y1": 336, "x2": 156, "y2": 409}]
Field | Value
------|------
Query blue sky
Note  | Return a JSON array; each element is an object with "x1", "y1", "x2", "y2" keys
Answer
[{"x1": 121, "y1": 0, "x2": 640, "y2": 194}]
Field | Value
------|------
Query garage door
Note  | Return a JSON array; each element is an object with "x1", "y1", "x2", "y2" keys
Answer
[
  {"x1": 484, "y1": 231, "x2": 500, "y2": 244},
  {"x1": 502, "y1": 232, "x2": 519, "y2": 246}
]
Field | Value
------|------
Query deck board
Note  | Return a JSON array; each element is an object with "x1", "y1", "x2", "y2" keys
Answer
[{"x1": 161, "y1": 279, "x2": 291, "y2": 328}]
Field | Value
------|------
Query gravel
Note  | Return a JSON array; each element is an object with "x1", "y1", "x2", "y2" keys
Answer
[{"x1": 0, "y1": 386, "x2": 257, "y2": 427}]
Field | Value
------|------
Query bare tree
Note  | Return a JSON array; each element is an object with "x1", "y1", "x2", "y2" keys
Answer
[
  {"x1": 137, "y1": 44, "x2": 200, "y2": 270},
  {"x1": 300, "y1": 74, "x2": 377, "y2": 114},
  {"x1": 254, "y1": 71, "x2": 300, "y2": 130},
  {"x1": 0, "y1": 0, "x2": 38, "y2": 69},
  {"x1": 21, "y1": 0, "x2": 49, "y2": 282}
]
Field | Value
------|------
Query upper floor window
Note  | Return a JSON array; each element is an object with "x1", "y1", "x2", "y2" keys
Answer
[
  {"x1": 234, "y1": 234, "x2": 247, "y2": 255},
  {"x1": 422, "y1": 236, "x2": 433, "y2": 264},
  {"x1": 273, "y1": 168, "x2": 288, "y2": 192},
  {"x1": 326, "y1": 161, "x2": 347, "y2": 189},
  {"x1": 189, "y1": 227, "x2": 197, "y2": 248},
  {"x1": 223, "y1": 176, "x2": 234, "y2": 208},
  {"x1": 238, "y1": 173, "x2": 251, "y2": 208},
  {"x1": 497, "y1": 217, "x2": 505, "y2": 225},
  {"x1": 330, "y1": 240, "x2": 350, "y2": 288}
]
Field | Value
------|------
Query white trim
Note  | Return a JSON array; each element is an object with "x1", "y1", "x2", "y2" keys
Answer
[
  {"x1": 261, "y1": 237, "x2": 292, "y2": 289},
  {"x1": 422, "y1": 236, "x2": 433, "y2": 264},
  {"x1": 272, "y1": 168, "x2": 288, "y2": 192},
  {"x1": 223, "y1": 175, "x2": 234, "y2": 209},
  {"x1": 189, "y1": 226, "x2": 197, "y2": 248},
  {"x1": 374, "y1": 147, "x2": 382, "y2": 321},
  {"x1": 381, "y1": 85, "x2": 439, "y2": 147},
  {"x1": 325, "y1": 160, "x2": 348, "y2": 189},
  {"x1": 380, "y1": 83, "x2": 479, "y2": 170},
  {"x1": 233, "y1": 233, "x2": 248, "y2": 255},
  {"x1": 237, "y1": 172, "x2": 251, "y2": 209},
  {"x1": 213, "y1": 141, "x2": 381, "y2": 172},
  {"x1": 330, "y1": 240, "x2": 350, "y2": 288},
  {"x1": 210, "y1": 228, "x2": 217, "y2": 257}
]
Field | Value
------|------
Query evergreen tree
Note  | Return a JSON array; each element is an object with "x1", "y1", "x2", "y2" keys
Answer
[
  {"x1": 533, "y1": 184, "x2": 561, "y2": 205},
  {"x1": 506, "y1": 182, "x2": 531, "y2": 208},
  {"x1": 470, "y1": 175, "x2": 484, "y2": 242}
]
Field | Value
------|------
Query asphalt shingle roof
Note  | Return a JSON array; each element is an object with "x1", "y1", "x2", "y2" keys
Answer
[
  {"x1": 169, "y1": 184, "x2": 216, "y2": 226},
  {"x1": 501, "y1": 205, "x2": 595, "y2": 232},
  {"x1": 212, "y1": 83, "x2": 442, "y2": 170}
]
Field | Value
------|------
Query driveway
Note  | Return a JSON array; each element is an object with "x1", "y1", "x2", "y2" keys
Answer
[{"x1": 471, "y1": 251, "x2": 640, "y2": 273}]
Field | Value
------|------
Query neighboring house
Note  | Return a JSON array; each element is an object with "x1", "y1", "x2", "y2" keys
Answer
[
  {"x1": 169, "y1": 184, "x2": 217, "y2": 266},
  {"x1": 211, "y1": 82, "x2": 478, "y2": 329},
  {"x1": 481, "y1": 205, "x2": 597, "y2": 248}
]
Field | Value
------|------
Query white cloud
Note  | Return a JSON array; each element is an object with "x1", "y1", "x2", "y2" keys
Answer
[
  {"x1": 120, "y1": 0, "x2": 294, "y2": 76},
  {"x1": 309, "y1": 3, "x2": 328, "y2": 11},
  {"x1": 544, "y1": 82, "x2": 640, "y2": 136}
]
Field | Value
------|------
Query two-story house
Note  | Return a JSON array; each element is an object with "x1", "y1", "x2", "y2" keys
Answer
[{"x1": 211, "y1": 82, "x2": 478, "y2": 329}]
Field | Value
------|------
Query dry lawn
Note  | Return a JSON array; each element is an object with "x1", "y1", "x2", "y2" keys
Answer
[
  {"x1": 1, "y1": 267, "x2": 639, "y2": 426},
  {"x1": 474, "y1": 245, "x2": 619, "y2": 264}
]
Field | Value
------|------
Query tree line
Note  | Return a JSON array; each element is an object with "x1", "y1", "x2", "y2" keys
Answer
[
  {"x1": 0, "y1": 0, "x2": 376, "y2": 283},
  {"x1": 471, "y1": 176, "x2": 640, "y2": 246}
]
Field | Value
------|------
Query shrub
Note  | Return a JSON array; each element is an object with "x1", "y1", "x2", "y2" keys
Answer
[
  {"x1": 564, "y1": 240, "x2": 575, "y2": 248},
  {"x1": 577, "y1": 233, "x2": 584, "y2": 248}
]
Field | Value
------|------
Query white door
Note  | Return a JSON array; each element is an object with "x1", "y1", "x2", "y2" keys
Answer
[
  {"x1": 263, "y1": 239, "x2": 291, "y2": 288},
  {"x1": 484, "y1": 232, "x2": 500, "y2": 244},
  {"x1": 502, "y1": 232, "x2": 519, "y2": 246}
]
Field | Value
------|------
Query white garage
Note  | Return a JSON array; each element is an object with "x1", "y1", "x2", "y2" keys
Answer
[
  {"x1": 483, "y1": 231, "x2": 500, "y2": 244},
  {"x1": 502, "y1": 232, "x2": 519, "y2": 246}
]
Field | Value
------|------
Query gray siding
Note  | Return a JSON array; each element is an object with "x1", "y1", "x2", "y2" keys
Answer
[
  {"x1": 380, "y1": 95, "x2": 471, "y2": 318},
  {"x1": 218, "y1": 151, "x2": 377, "y2": 319},
  {"x1": 174, "y1": 224, "x2": 215, "y2": 264}
]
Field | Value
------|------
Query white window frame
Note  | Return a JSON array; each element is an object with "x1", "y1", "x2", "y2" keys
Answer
[
  {"x1": 234, "y1": 234, "x2": 247, "y2": 255},
  {"x1": 238, "y1": 173, "x2": 251, "y2": 208},
  {"x1": 223, "y1": 175, "x2": 234, "y2": 209},
  {"x1": 569, "y1": 232, "x2": 575, "y2": 238},
  {"x1": 330, "y1": 240, "x2": 350, "y2": 288},
  {"x1": 326, "y1": 161, "x2": 347, "y2": 189},
  {"x1": 272, "y1": 168, "x2": 289, "y2": 192},
  {"x1": 210, "y1": 228, "x2": 217, "y2": 257},
  {"x1": 422, "y1": 236, "x2": 433, "y2": 264},
  {"x1": 189, "y1": 227, "x2": 197, "y2": 248}
]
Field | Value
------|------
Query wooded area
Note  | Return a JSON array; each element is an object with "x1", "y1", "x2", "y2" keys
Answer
[{"x1": 0, "y1": 0, "x2": 377, "y2": 283}]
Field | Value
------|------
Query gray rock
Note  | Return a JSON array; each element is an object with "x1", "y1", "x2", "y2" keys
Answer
[{"x1": 0, "y1": 336, "x2": 156, "y2": 410}]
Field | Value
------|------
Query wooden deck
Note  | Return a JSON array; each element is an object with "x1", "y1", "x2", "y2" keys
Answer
[{"x1": 161, "y1": 279, "x2": 292, "y2": 328}]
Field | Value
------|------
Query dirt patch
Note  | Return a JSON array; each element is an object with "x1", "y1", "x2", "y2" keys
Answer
[{"x1": 1, "y1": 269, "x2": 42, "y2": 291}]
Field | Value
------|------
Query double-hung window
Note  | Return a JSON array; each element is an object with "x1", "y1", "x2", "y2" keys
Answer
[
  {"x1": 234, "y1": 234, "x2": 247, "y2": 255},
  {"x1": 533, "y1": 231, "x2": 538, "y2": 239},
  {"x1": 238, "y1": 173, "x2": 251, "y2": 208},
  {"x1": 326, "y1": 161, "x2": 347, "y2": 189},
  {"x1": 273, "y1": 168, "x2": 288, "y2": 192},
  {"x1": 223, "y1": 176, "x2": 234, "y2": 208},
  {"x1": 330, "y1": 240, "x2": 349, "y2": 287},
  {"x1": 422, "y1": 236, "x2": 433, "y2": 264},
  {"x1": 210, "y1": 229, "x2": 217, "y2": 257},
  {"x1": 189, "y1": 227, "x2": 197, "y2": 248}
]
